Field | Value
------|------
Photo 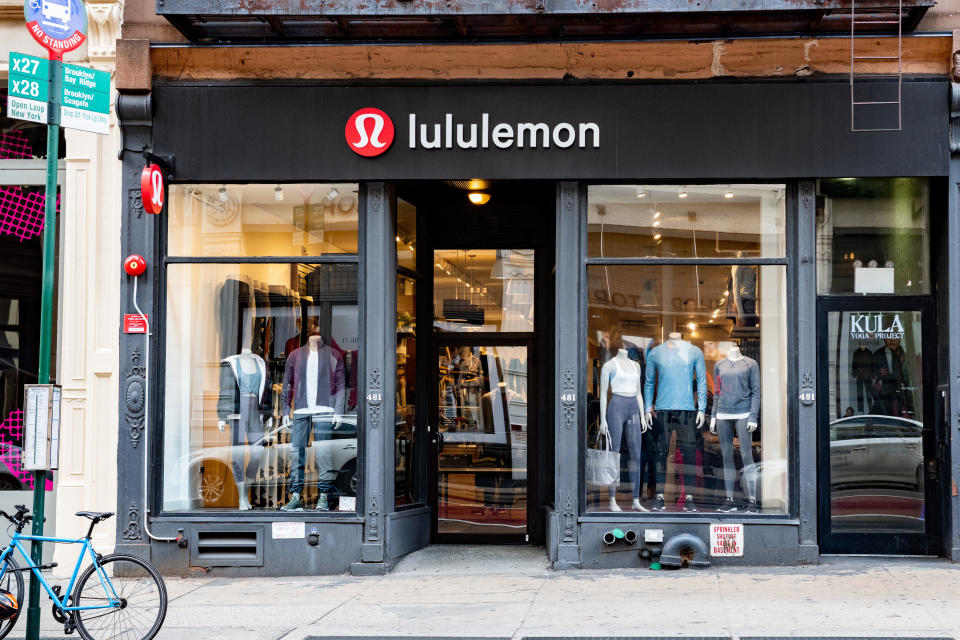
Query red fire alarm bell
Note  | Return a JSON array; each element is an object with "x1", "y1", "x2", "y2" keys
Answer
[{"x1": 124, "y1": 254, "x2": 146, "y2": 277}]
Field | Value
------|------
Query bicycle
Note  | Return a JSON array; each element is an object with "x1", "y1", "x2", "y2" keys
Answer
[{"x1": 0, "y1": 505, "x2": 167, "y2": 640}]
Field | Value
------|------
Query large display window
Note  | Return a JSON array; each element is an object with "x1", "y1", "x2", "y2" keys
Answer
[
  {"x1": 585, "y1": 185, "x2": 789, "y2": 515},
  {"x1": 162, "y1": 184, "x2": 360, "y2": 513}
]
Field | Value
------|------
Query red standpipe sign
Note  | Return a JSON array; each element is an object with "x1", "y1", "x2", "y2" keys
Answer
[{"x1": 123, "y1": 314, "x2": 147, "y2": 334}]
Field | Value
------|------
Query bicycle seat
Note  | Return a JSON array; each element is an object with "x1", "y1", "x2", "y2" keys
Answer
[{"x1": 75, "y1": 511, "x2": 114, "y2": 522}]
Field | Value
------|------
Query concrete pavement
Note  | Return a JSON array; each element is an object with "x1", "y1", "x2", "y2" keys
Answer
[{"x1": 9, "y1": 546, "x2": 960, "y2": 639}]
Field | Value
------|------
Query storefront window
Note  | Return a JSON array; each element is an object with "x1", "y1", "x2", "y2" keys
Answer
[
  {"x1": 589, "y1": 184, "x2": 786, "y2": 259},
  {"x1": 434, "y1": 249, "x2": 534, "y2": 332},
  {"x1": 163, "y1": 183, "x2": 360, "y2": 513},
  {"x1": 816, "y1": 178, "x2": 930, "y2": 295},
  {"x1": 167, "y1": 184, "x2": 359, "y2": 257},
  {"x1": 396, "y1": 275, "x2": 416, "y2": 507},
  {"x1": 585, "y1": 184, "x2": 789, "y2": 515}
]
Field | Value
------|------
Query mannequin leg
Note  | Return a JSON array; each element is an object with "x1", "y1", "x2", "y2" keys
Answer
[
  {"x1": 624, "y1": 416, "x2": 642, "y2": 500},
  {"x1": 654, "y1": 411, "x2": 673, "y2": 496},
  {"x1": 675, "y1": 411, "x2": 699, "y2": 497},
  {"x1": 604, "y1": 402, "x2": 624, "y2": 509},
  {"x1": 717, "y1": 419, "x2": 737, "y2": 500},
  {"x1": 735, "y1": 418, "x2": 758, "y2": 501}
]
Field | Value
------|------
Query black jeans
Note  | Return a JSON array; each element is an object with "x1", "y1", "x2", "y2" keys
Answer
[{"x1": 654, "y1": 410, "x2": 700, "y2": 497}]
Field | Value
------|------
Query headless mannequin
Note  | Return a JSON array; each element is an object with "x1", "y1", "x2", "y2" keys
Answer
[
  {"x1": 710, "y1": 345, "x2": 759, "y2": 508},
  {"x1": 218, "y1": 347, "x2": 267, "y2": 511},
  {"x1": 644, "y1": 332, "x2": 706, "y2": 510},
  {"x1": 599, "y1": 349, "x2": 648, "y2": 512},
  {"x1": 282, "y1": 335, "x2": 339, "y2": 511},
  {"x1": 645, "y1": 333, "x2": 705, "y2": 429}
]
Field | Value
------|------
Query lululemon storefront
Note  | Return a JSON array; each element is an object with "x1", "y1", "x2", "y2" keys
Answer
[{"x1": 114, "y1": 79, "x2": 957, "y2": 575}]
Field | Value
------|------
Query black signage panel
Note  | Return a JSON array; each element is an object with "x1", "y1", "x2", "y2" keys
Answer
[{"x1": 153, "y1": 80, "x2": 947, "y2": 181}]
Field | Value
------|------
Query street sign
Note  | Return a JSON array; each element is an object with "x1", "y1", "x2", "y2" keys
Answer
[
  {"x1": 6, "y1": 52, "x2": 49, "y2": 124},
  {"x1": 59, "y1": 63, "x2": 110, "y2": 134},
  {"x1": 23, "y1": 0, "x2": 87, "y2": 60}
]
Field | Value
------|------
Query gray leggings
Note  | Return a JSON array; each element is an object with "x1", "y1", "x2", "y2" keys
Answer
[
  {"x1": 717, "y1": 417, "x2": 757, "y2": 501},
  {"x1": 606, "y1": 394, "x2": 643, "y2": 499}
]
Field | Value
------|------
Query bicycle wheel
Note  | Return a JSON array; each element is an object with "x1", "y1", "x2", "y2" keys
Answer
[
  {"x1": 72, "y1": 554, "x2": 167, "y2": 640},
  {"x1": 0, "y1": 554, "x2": 24, "y2": 640}
]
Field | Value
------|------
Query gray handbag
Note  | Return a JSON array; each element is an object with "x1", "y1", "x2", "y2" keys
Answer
[{"x1": 585, "y1": 431, "x2": 620, "y2": 486}]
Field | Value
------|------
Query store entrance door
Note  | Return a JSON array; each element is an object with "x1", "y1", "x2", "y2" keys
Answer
[
  {"x1": 817, "y1": 298, "x2": 942, "y2": 554},
  {"x1": 431, "y1": 337, "x2": 533, "y2": 542}
]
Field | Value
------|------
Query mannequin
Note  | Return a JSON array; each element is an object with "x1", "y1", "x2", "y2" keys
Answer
[
  {"x1": 217, "y1": 347, "x2": 269, "y2": 510},
  {"x1": 280, "y1": 334, "x2": 346, "y2": 510},
  {"x1": 599, "y1": 349, "x2": 648, "y2": 512},
  {"x1": 709, "y1": 345, "x2": 760, "y2": 512},
  {"x1": 457, "y1": 347, "x2": 483, "y2": 429},
  {"x1": 643, "y1": 332, "x2": 706, "y2": 512},
  {"x1": 851, "y1": 341, "x2": 874, "y2": 413}
]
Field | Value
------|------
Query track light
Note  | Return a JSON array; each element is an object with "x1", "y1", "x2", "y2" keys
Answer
[
  {"x1": 326, "y1": 187, "x2": 340, "y2": 202},
  {"x1": 724, "y1": 191, "x2": 734, "y2": 199},
  {"x1": 218, "y1": 187, "x2": 228, "y2": 202},
  {"x1": 678, "y1": 189, "x2": 688, "y2": 199},
  {"x1": 274, "y1": 186, "x2": 284, "y2": 201},
  {"x1": 636, "y1": 188, "x2": 647, "y2": 199}
]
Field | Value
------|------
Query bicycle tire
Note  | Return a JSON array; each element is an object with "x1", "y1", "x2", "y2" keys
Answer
[
  {"x1": 72, "y1": 554, "x2": 167, "y2": 640},
  {"x1": 0, "y1": 554, "x2": 24, "y2": 640}
]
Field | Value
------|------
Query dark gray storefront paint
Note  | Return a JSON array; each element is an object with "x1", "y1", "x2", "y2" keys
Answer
[
  {"x1": 948, "y1": 83, "x2": 960, "y2": 561},
  {"x1": 117, "y1": 78, "x2": 956, "y2": 574},
  {"x1": 150, "y1": 81, "x2": 947, "y2": 182}
]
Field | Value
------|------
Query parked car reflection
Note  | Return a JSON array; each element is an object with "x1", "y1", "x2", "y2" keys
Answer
[{"x1": 829, "y1": 414, "x2": 925, "y2": 533}]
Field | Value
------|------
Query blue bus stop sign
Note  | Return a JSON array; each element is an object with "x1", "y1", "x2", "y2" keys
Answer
[{"x1": 24, "y1": 0, "x2": 87, "y2": 60}]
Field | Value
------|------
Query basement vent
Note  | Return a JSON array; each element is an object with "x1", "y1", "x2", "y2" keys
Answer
[{"x1": 191, "y1": 529, "x2": 263, "y2": 567}]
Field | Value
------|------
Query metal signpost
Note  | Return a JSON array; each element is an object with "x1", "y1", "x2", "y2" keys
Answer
[{"x1": 7, "y1": 1, "x2": 99, "y2": 638}]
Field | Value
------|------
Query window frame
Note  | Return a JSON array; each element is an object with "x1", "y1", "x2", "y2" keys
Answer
[
  {"x1": 580, "y1": 181, "x2": 797, "y2": 521},
  {"x1": 156, "y1": 181, "x2": 363, "y2": 518}
]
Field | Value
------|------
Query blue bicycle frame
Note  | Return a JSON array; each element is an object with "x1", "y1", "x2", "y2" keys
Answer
[{"x1": 0, "y1": 533, "x2": 120, "y2": 612}]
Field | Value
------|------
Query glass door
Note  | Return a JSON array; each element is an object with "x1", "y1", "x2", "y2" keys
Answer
[
  {"x1": 817, "y1": 298, "x2": 940, "y2": 554},
  {"x1": 431, "y1": 340, "x2": 531, "y2": 542}
]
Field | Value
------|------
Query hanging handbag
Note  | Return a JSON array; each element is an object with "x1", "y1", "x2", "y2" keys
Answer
[{"x1": 585, "y1": 431, "x2": 620, "y2": 487}]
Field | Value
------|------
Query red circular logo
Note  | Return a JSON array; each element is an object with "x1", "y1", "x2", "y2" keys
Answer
[
  {"x1": 140, "y1": 164, "x2": 164, "y2": 214},
  {"x1": 345, "y1": 108, "x2": 395, "y2": 157}
]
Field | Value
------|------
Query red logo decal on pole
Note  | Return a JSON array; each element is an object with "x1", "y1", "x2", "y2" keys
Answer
[
  {"x1": 140, "y1": 164, "x2": 164, "y2": 214},
  {"x1": 345, "y1": 108, "x2": 394, "y2": 157},
  {"x1": 23, "y1": 0, "x2": 88, "y2": 60}
]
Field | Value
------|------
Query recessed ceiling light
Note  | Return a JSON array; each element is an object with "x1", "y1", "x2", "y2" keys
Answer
[
  {"x1": 636, "y1": 188, "x2": 647, "y2": 199},
  {"x1": 653, "y1": 233, "x2": 662, "y2": 240},
  {"x1": 468, "y1": 192, "x2": 491, "y2": 205},
  {"x1": 724, "y1": 191, "x2": 734, "y2": 199},
  {"x1": 678, "y1": 189, "x2": 688, "y2": 199},
  {"x1": 654, "y1": 211, "x2": 661, "y2": 218},
  {"x1": 653, "y1": 220, "x2": 661, "y2": 227}
]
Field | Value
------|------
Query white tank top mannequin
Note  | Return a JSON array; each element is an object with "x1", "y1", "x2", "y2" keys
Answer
[{"x1": 610, "y1": 357, "x2": 640, "y2": 396}]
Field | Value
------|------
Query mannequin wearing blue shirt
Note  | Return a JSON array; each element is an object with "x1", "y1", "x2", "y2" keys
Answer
[{"x1": 643, "y1": 333, "x2": 706, "y2": 512}]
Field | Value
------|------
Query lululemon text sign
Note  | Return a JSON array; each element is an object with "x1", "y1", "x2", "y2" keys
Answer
[{"x1": 346, "y1": 108, "x2": 395, "y2": 157}]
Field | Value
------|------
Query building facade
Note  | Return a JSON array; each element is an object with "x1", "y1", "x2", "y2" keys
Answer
[
  {"x1": 1, "y1": 0, "x2": 124, "y2": 563},
  {"x1": 113, "y1": 0, "x2": 960, "y2": 573}
]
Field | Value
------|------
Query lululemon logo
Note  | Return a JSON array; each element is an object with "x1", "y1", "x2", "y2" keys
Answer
[{"x1": 345, "y1": 108, "x2": 395, "y2": 157}]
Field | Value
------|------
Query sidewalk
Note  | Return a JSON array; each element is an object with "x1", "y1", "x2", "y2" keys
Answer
[{"x1": 11, "y1": 546, "x2": 960, "y2": 640}]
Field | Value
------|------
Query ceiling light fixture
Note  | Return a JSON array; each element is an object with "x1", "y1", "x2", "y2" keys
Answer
[
  {"x1": 654, "y1": 211, "x2": 661, "y2": 218},
  {"x1": 636, "y1": 188, "x2": 647, "y2": 199},
  {"x1": 274, "y1": 186, "x2": 284, "y2": 201},
  {"x1": 218, "y1": 186, "x2": 228, "y2": 202},
  {"x1": 325, "y1": 187, "x2": 340, "y2": 202},
  {"x1": 468, "y1": 192, "x2": 491, "y2": 205},
  {"x1": 653, "y1": 220, "x2": 661, "y2": 227},
  {"x1": 678, "y1": 189, "x2": 688, "y2": 199},
  {"x1": 724, "y1": 191, "x2": 734, "y2": 199},
  {"x1": 653, "y1": 233, "x2": 662, "y2": 240}
]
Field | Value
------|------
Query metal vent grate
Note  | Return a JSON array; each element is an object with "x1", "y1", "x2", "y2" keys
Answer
[{"x1": 192, "y1": 529, "x2": 263, "y2": 567}]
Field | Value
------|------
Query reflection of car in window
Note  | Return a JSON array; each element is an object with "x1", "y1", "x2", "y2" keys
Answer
[
  {"x1": 40, "y1": 0, "x2": 70, "y2": 28},
  {"x1": 175, "y1": 414, "x2": 359, "y2": 509},
  {"x1": 830, "y1": 415, "x2": 923, "y2": 490}
]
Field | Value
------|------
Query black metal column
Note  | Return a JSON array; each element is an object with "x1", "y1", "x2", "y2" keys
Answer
[
  {"x1": 355, "y1": 181, "x2": 396, "y2": 573},
  {"x1": 553, "y1": 181, "x2": 582, "y2": 569}
]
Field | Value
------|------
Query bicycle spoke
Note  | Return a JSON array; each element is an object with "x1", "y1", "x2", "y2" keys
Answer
[{"x1": 73, "y1": 556, "x2": 166, "y2": 640}]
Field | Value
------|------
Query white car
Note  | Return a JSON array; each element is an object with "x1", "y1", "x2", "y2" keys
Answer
[
  {"x1": 179, "y1": 414, "x2": 358, "y2": 509},
  {"x1": 830, "y1": 415, "x2": 923, "y2": 491}
]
